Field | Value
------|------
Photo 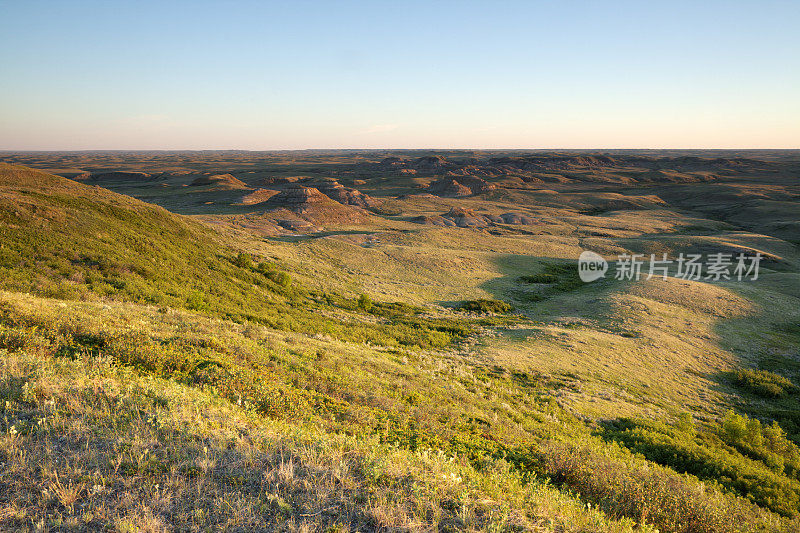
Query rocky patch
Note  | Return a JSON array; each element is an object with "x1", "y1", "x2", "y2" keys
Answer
[
  {"x1": 426, "y1": 176, "x2": 495, "y2": 197},
  {"x1": 263, "y1": 184, "x2": 368, "y2": 223},
  {"x1": 260, "y1": 177, "x2": 380, "y2": 208}
]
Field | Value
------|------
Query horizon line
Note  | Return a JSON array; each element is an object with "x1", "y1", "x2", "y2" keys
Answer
[{"x1": 2, "y1": 147, "x2": 800, "y2": 153}]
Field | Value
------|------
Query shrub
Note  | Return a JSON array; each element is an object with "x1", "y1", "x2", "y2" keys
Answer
[
  {"x1": 604, "y1": 415, "x2": 800, "y2": 517},
  {"x1": 233, "y1": 252, "x2": 253, "y2": 269},
  {"x1": 677, "y1": 412, "x2": 696, "y2": 436},
  {"x1": 722, "y1": 410, "x2": 749, "y2": 444},
  {"x1": 186, "y1": 291, "x2": 209, "y2": 312},
  {"x1": 459, "y1": 299, "x2": 512, "y2": 314},
  {"x1": 535, "y1": 440, "x2": 756, "y2": 533},
  {"x1": 267, "y1": 271, "x2": 291, "y2": 287},
  {"x1": 357, "y1": 293, "x2": 372, "y2": 312},
  {"x1": 735, "y1": 368, "x2": 795, "y2": 398},
  {"x1": 516, "y1": 262, "x2": 584, "y2": 297},
  {"x1": 255, "y1": 261, "x2": 274, "y2": 275}
]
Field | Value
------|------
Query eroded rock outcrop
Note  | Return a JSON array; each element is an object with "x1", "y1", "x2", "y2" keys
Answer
[
  {"x1": 426, "y1": 176, "x2": 496, "y2": 197},
  {"x1": 239, "y1": 188, "x2": 279, "y2": 205},
  {"x1": 310, "y1": 178, "x2": 381, "y2": 208},
  {"x1": 426, "y1": 179, "x2": 472, "y2": 197},
  {"x1": 266, "y1": 184, "x2": 329, "y2": 207},
  {"x1": 263, "y1": 183, "x2": 368, "y2": 223},
  {"x1": 262, "y1": 177, "x2": 381, "y2": 208}
]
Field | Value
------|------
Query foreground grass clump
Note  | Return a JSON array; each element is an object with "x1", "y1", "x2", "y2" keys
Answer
[{"x1": 0, "y1": 350, "x2": 656, "y2": 532}]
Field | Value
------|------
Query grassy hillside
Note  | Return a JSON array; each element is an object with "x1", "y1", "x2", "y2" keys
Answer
[
  {"x1": 1, "y1": 163, "x2": 800, "y2": 531},
  {"x1": 0, "y1": 163, "x2": 479, "y2": 350},
  {"x1": 0, "y1": 291, "x2": 786, "y2": 532}
]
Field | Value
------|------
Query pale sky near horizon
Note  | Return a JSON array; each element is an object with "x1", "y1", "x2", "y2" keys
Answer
[{"x1": 1, "y1": 0, "x2": 798, "y2": 150}]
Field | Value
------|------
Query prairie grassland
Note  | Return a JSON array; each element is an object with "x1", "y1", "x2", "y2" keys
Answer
[
  {"x1": 2, "y1": 349, "x2": 646, "y2": 532},
  {"x1": 0, "y1": 290, "x2": 795, "y2": 532},
  {"x1": 1, "y1": 160, "x2": 800, "y2": 531}
]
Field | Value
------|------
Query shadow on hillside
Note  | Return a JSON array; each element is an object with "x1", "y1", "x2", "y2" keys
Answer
[
  {"x1": 479, "y1": 252, "x2": 800, "y2": 440},
  {"x1": 708, "y1": 301, "x2": 800, "y2": 441},
  {"x1": 470, "y1": 253, "x2": 621, "y2": 320},
  {"x1": 266, "y1": 230, "x2": 377, "y2": 243}
]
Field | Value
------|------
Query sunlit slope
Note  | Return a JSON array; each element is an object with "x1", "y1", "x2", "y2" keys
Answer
[
  {"x1": 0, "y1": 162, "x2": 258, "y2": 305},
  {"x1": 1, "y1": 290, "x2": 789, "y2": 532},
  {"x1": 480, "y1": 274, "x2": 792, "y2": 420},
  {"x1": 0, "y1": 301, "x2": 636, "y2": 532},
  {"x1": 0, "y1": 164, "x2": 474, "y2": 350}
]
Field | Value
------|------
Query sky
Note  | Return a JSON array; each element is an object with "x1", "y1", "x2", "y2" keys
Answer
[{"x1": 0, "y1": 0, "x2": 798, "y2": 150}]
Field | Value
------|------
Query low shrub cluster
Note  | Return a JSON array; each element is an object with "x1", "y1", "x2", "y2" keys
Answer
[
  {"x1": 603, "y1": 413, "x2": 800, "y2": 517},
  {"x1": 459, "y1": 299, "x2": 513, "y2": 314},
  {"x1": 735, "y1": 368, "x2": 796, "y2": 398},
  {"x1": 519, "y1": 272, "x2": 559, "y2": 284}
]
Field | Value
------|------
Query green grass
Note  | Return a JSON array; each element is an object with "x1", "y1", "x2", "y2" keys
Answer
[{"x1": 2, "y1": 162, "x2": 800, "y2": 531}]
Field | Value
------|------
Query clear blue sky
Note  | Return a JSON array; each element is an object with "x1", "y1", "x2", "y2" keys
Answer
[{"x1": 1, "y1": 0, "x2": 798, "y2": 149}]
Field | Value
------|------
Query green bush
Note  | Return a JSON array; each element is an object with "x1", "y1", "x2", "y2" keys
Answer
[
  {"x1": 186, "y1": 291, "x2": 209, "y2": 312},
  {"x1": 535, "y1": 440, "x2": 755, "y2": 533},
  {"x1": 603, "y1": 414, "x2": 800, "y2": 517},
  {"x1": 516, "y1": 262, "x2": 584, "y2": 298},
  {"x1": 266, "y1": 271, "x2": 291, "y2": 287},
  {"x1": 233, "y1": 252, "x2": 253, "y2": 269},
  {"x1": 459, "y1": 299, "x2": 513, "y2": 314},
  {"x1": 255, "y1": 261, "x2": 274, "y2": 275},
  {"x1": 357, "y1": 293, "x2": 373, "y2": 312},
  {"x1": 735, "y1": 368, "x2": 795, "y2": 398}
]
